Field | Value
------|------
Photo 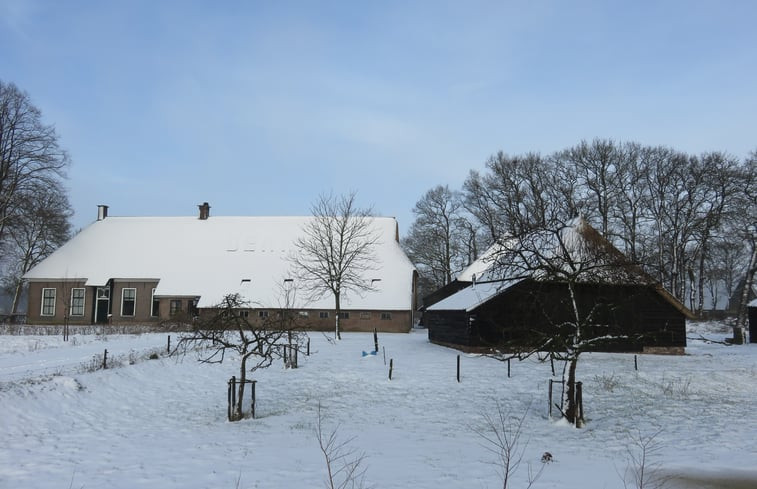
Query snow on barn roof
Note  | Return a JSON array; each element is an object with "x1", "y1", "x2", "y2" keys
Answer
[
  {"x1": 24, "y1": 214, "x2": 416, "y2": 310},
  {"x1": 426, "y1": 278, "x2": 522, "y2": 312},
  {"x1": 434, "y1": 217, "x2": 692, "y2": 317}
]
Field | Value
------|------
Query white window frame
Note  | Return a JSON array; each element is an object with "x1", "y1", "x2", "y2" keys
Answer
[
  {"x1": 121, "y1": 288, "x2": 136, "y2": 317},
  {"x1": 41, "y1": 288, "x2": 56, "y2": 316},
  {"x1": 70, "y1": 288, "x2": 86, "y2": 317}
]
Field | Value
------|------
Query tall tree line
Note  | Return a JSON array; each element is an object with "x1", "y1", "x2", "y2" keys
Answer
[
  {"x1": 404, "y1": 139, "x2": 756, "y2": 319},
  {"x1": 0, "y1": 80, "x2": 72, "y2": 315}
]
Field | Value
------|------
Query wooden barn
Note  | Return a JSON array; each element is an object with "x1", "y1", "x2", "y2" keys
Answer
[
  {"x1": 426, "y1": 278, "x2": 690, "y2": 353},
  {"x1": 425, "y1": 218, "x2": 692, "y2": 354}
]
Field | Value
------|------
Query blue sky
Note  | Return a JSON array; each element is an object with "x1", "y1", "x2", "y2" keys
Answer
[{"x1": 2, "y1": 1, "x2": 756, "y2": 235}]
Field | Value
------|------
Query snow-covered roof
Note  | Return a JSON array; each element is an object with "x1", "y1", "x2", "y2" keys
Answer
[
  {"x1": 456, "y1": 244, "x2": 500, "y2": 282},
  {"x1": 426, "y1": 279, "x2": 522, "y2": 312},
  {"x1": 24, "y1": 215, "x2": 416, "y2": 310},
  {"x1": 435, "y1": 217, "x2": 692, "y2": 317}
]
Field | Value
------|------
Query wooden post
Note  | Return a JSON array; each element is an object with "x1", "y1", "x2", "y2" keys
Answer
[
  {"x1": 634, "y1": 354, "x2": 638, "y2": 371},
  {"x1": 103, "y1": 349, "x2": 108, "y2": 369},
  {"x1": 283, "y1": 345, "x2": 288, "y2": 366},
  {"x1": 507, "y1": 358, "x2": 511, "y2": 378},
  {"x1": 167, "y1": 335, "x2": 171, "y2": 354},
  {"x1": 389, "y1": 359, "x2": 393, "y2": 380},
  {"x1": 228, "y1": 377, "x2": 233, "y2": 421},
  {"x1": 230, "y1": 376, "x2": 237, "y2": 421},
  {"x1": 250, "y1": 380, "x2": 257, "y2": 419},
  {"x1": 548, "y1": 379, "x2": 553, "y2": 418},
  {"x1": 374, "y1": 328, "x2": 379, "y2": 353},
  {"x1": 307, "y1": 338, "x2": 310, "y2": 356},
  {"x1": 576, "y1": 381, "x2": 583, "y2": 426},
  {"x1": 293, "y1": 347, "x2": 298, "y2": 368},
  {"x1": 456, "y1": 354, "x2": 460, "y2": 382},
  {"x1": 382, "y1": 346, "x2": 386, "y2": 365},
  {"x1": 550, "y1": 356, "x2": 555, "y2": 376}
]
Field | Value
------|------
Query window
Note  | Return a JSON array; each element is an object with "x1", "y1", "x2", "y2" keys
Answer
[
  {"x1": 121, "y1": 288, "x2": 136, "y2": 316},
  {"x1": 170, "y1": 300, "x2": 182, "y2": 316},
  {"x1": 151, "y1": 289, "x2": 160, "y2": 317},
  {"x1": 41, "y1": 288, "x2": 56, "y2": 316},
  {"x1": 360, "y1": 312, "x2": 371, "y2": 320},
  {"x1": 381, "y1": 312, "x2": 392, "y2": 320},
  {"x1": 341, "y1": 312, "x2": 350, "y2": 320},
  {"x1": 239, "y1": 310, "x2": 249, "y2": 318},
  {"x1": 298, "y1": 311, "x2": 309, "y2": 318},
  {"x1": 319, "y1": 311, "x2": 329, "y2": 319},
  {"x1": 258, "y1": 310, "x2": 269, "y2": 319},
  {"x1": 70, "y1": 288, "x2": 85, "y2": 316}
]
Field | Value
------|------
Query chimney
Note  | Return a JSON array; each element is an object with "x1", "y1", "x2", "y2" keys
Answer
[
  {"x1": 97, "y1": 205, "x2": 109, "y2": 221},
  {"x1": 198, "y1": 202, "x2": 211, "y2": 220}
]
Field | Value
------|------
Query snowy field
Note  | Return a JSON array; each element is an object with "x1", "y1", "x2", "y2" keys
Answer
[{"x1": 1, "y1": 323, "x2": 756, "y2": 489}]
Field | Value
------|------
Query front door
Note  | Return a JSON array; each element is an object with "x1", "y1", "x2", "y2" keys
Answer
[{"x1": 95, "y1": 287, "x2": 110, "y2": 323}]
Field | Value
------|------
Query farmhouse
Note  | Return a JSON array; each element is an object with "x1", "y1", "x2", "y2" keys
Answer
[
  {"x1": 23, "y1": 204, "x2": 418, "y2": 332},
  {"x1": 425, "y1": 218, "x2": 692, "y2": 353}
]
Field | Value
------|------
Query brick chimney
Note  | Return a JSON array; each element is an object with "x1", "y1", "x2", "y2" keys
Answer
[
  {"x1": 198, "y1": 202, "x2": 211, "y2": 220},
  {"x1": 97, "y1": 205, "x2": 109, "y2": 221}
]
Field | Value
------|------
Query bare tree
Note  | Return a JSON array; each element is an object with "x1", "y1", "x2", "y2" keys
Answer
[
  {"x1": 487, "y1": 217, "x2": 651, "y2": 426},
  {"x1": 733, "y1": 151, "x2": 757, "y2": 342},
  {"x1": 315, "y1": 402, "x2": 368, "y2": 489},
  {"x1": 0, "y1": 80, "x2": 69, "y2": 246},
  {"x1": 177, "y1": 293, "x2": 307, "y2": 421},
  {"x1": 402, "y1": 185, "x2": 479, "y2": 293},
  {"x1": 1, "y1": 181, "x2": 71, "y2": 314},
  {"x1": 620, "y1": 429, "x2": 669, "y2": 489},
  {"x1": 473, "y1": 402, "x2": 545, "y2": 489},
  {"x1": 291, "y1": 192, "x2": 380, "y2": 340}
]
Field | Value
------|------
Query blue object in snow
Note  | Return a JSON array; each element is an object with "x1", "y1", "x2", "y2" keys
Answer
[{"x1": 361, "y1": 350, "x2": 377, "y2": 357}]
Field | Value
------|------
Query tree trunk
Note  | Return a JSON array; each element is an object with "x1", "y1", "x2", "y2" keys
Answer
[
  {"x1": 10, "y1": 279, "x2": 23, "y2": 314},
  {"x1": 735, "y1": 241, "x2": 757, "y2": 344},
  {"x1": 235, "y1": 356, "x2": 248, "y2": 421},
  {"x1": 564, "y1": 356, "x2": 582, "y2": 427},
  {"x1": 334, "y1": 292, "x2": 342, "y2": 340}
]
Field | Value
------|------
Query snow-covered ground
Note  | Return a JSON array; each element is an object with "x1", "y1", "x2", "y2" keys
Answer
[{"x1": 1, "y1": 323, "x2": 756, "y2": 488}]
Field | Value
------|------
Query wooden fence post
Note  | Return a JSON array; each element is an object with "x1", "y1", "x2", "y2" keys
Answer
[
  {"x1": 374, "y1": 328, "x2": 379, "y2": 353},
  {"x1": 507, "y1": 358, "x2": 511, "y2": 378},
  {"x1": 103, "y1": 349, "x2": 108, "y2": 369},
  {"x1": 228, "y1": 377, "x2": 233, "y2": 421},
  {"x1": 634, "y1": 354, "x2": 638, "y2": 371},
  {"x1": 389, "y1": 359, "x2": 393, "y2": 380},
  {"x1": 250, "y1": 380, "x2": 257, "y2": 419},
  {"x1": 307, "y1": 338, "x2": 310, "y2": 356},
  {"x1": 167, "y1": 335, "x2": 171, "y2": 354},
  {"x1": 456, "y1": 354, "x2": 460, "y2": 382},
  {"x1": 229, "y1": 376, "x2": 237, "y2": 421}
]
